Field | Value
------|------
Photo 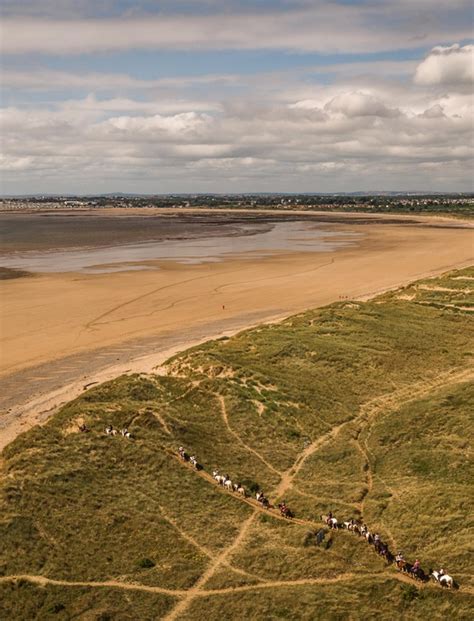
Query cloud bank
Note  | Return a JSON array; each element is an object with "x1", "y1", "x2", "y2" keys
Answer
[{"x1": 0, "y1": 1, "x2": 473, "y2": 193}]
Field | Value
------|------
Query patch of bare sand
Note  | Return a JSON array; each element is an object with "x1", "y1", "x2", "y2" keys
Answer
[{"x1": 0, "y1": 219, "x2": 473, "y2": 451}]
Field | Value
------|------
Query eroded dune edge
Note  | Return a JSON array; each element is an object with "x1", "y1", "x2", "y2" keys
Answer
[{"x1": 1, "y1": 267, "x2": 473, "y2": 620}]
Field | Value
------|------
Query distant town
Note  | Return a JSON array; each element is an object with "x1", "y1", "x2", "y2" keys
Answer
[{"x1": 1, "y1": 193, "x2": 473, "y2": 217}]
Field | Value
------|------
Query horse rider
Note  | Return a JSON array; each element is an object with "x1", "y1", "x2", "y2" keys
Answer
[
  {"x1": 326, "y1": 511, "x2": 333, "y2": 525},
  {"x1": 412, "y1": 559, "x2": 421, "y2": 575},
  {"x1": 395, "y1": 552, "x2": 404, "y2": 563}
]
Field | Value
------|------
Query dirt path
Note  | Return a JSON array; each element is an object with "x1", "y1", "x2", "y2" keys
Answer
[
  {"x1": 3, "y1": 569, "x2": 470, "y2": 600},
  {"x1": 156, "y1": 503, "x2": 267, "y2": 584},
  {"x1": 216, "y1": 394, "x2": 282, "y2": 476},
  {"x1": 0, "y1": 574, "x2": 185, "y2": 596},
  {"x1": 272, "y1": 419, "x2": 350, "y2": 499},
  {"x1": 172, "y1": 365, "x2": 474, "y2": 533},
  {"x1": 163, "y1": 510, "x2": 259, "y2": 620},
  {"x1": 0, "y1": 572, "x2": 368, "y2": 596},
  {"x1": 171, "y1": 453, "x2": 316, "y2": 528},
  {"x1": 352, "y1": 366, "x2": 474, "y2": 549},
  {"x1": 274, "y1": 366, "x2": 474, "y2": 502}
]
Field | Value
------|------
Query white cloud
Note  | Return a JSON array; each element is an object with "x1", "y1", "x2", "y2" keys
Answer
[
  {"x1": 324, "y1": 92, "x2": 400, "y2": 118},
  {"x1": 1, "y1": 22, "x2": 473, "y2": 193},
  {"x1": 0, "y1": 154, "x2": 35, "y2": 171},
  {"x1": 1, "y1": 78, "x2": 472, "y2": 192},
  {"x1": 105, "y1": 111, "x2": 212, "y2": 135},
  {"x1": 414, "y1": 44, "x2": 474, "y2": 86},
  {"x1": 1, "y1": 10, "x2": 471, "y2": 55}
]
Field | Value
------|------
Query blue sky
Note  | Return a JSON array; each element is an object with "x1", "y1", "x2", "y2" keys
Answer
[{"x1": 0, "y1": 1, "x2": 473, "y2": 193}]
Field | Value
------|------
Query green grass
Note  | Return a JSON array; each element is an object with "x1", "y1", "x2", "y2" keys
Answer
[
  {"x1": 1, "y1": 267, "x2": 473, "y2": 619},
  {"x1": 0, "y1": 582, "x2": 174, "y2": 621}
]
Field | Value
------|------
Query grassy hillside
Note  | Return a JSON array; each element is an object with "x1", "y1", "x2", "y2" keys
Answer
[{"x1": 1, "y1": 267, "x2": 473, "y2": 620}]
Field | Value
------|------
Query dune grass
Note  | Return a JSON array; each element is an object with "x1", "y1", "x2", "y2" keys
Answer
[{"x1": 1, "y1": 266, "x2": 473, "y2": 619}]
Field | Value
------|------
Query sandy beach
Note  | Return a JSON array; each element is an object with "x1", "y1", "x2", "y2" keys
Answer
[{"x1": 0, "y1": 209, "x2": 472, "y2": 450}]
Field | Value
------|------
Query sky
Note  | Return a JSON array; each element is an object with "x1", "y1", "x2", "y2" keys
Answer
[{"x1": 0, "y1": 1, "x2": 473, "y2": 194}]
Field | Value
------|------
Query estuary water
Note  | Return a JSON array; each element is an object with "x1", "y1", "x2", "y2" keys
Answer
[{"x1": 0, "y1": 220, "x2": 359, "y2": 274}]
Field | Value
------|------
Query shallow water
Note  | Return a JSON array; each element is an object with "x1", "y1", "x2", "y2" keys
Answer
[{"x1": 0, "y1": 221, "x2": 360, "y2": 274}]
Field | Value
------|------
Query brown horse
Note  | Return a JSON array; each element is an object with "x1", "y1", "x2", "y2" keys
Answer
[{"x1": 279, "y1": 503, "x2": 294, "y2": 518}]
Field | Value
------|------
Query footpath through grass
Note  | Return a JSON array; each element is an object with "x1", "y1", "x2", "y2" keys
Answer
[{"x1": 1, "y1": 267, "x2": 473, "y2": 620}]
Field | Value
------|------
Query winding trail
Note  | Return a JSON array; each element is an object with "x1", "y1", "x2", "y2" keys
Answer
[
  {"x1": 216, "y1": 395, "x2": 282, "y2": 476},
  {"x1": 3, "y1": 570, "x2": 471, "y2": 599},
  {"x1": 157, "y1": 504, "x2": 267, "y2": 585},
  {"x1": 272, "y1": 419, "x2": 349, "y2": 500},
  {"x1": 171, "y1": 366, "x2": 474, "y2": 535},
  {"x1": 353, "y1": 366, "x2": 474, "y2": 549},
  {"x1": 274, "y1": 366, "x2": 474, "y2": 500},
  {"x1": 163, "y1": 511, "x2": 259, "y2": 620},
  {"x1": 170, "y1": 452, "x2": 316, "y2": 528}
]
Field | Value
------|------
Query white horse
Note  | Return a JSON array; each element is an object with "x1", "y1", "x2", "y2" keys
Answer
[
  {"x1": 189, "y1": 456, "x2": 198, "y2": 469},
  {"x1": 213, "y1": 471, "x2": 225, "y2": 485},
  {"x1": 343, "y1": 520, "x2": 358, "y2": 531},
  {"x1": 237, "y1": 485, "x2": 246, "y2": 497},
  {"x1": 431, "y1": 570, "x2": 454, "y2": 588},
  {"x1": 121, "y1": 428, "x2": 132, "y2": 439},
  {"x1": 321, "y1": 515, "x2": 338, "y2": 529},
  {"x1": 224, "y1": 478, "x2": 233, "y2": 491}
]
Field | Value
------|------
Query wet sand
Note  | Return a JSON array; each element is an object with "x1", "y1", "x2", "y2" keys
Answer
[{"x1": 0, "y1": 210, "x2": 473, "y2": 450}]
